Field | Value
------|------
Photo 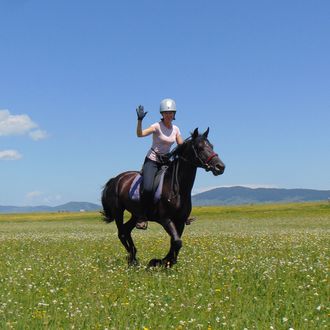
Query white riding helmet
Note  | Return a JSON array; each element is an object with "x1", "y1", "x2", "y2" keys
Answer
[{"x1": 160, "y1": 98, "x2": 176, "y2": 113}]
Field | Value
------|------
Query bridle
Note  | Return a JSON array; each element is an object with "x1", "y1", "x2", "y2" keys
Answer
[
  {"x1": 191, "y1": 143, "x2": 218, "y2": 170},
  {"x1": 168, "y1": 136, "x2": 219, "y2": 202},
  {"x1": 176, "y1": 137, "x2": 218, "y2": 170}
]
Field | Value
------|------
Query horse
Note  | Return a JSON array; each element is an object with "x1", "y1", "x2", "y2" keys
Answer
[{"x1": 101, "y1": 128, "x2": 225, "y2": 267}]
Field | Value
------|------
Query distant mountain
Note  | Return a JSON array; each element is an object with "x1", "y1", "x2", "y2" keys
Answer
[
  {"x1": 2, "y1": 187, "x2": 329, "y2": 213},
  {"x1": 0, "y1": 202, "x2": 101, "y2": 214},
  {"x1": 192, "y1": 186, "x2": 330, "y2": 206},
  {"x1": 52, "y1": 202, "x2": 101, "y2": 212}
]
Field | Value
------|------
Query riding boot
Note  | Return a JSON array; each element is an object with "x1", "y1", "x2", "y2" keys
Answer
[{"x1": 136, "y1": 191, "x2": 152, "y2": 230}]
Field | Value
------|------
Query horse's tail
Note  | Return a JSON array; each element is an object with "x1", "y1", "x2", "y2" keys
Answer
[{"x1": 101, "y1": 177, "x2": 117, "y2": 223}]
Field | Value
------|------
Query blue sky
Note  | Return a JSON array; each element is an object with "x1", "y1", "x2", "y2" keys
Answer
[{"x1": 1, "y1": 0, "x2": 329, "y2": 206}]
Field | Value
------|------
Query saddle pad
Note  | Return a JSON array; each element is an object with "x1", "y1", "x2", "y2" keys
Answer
[
  {"x1": 129, "y1": 171, "x2": 166, "y2": 203},
  {"x1": 129, "y1": 174, "x2": 143, "y2": 201}
]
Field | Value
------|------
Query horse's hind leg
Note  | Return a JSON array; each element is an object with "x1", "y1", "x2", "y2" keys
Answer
[
  {"x1": 123, "y1": 215, "x2": 139, "y2": 266},
  {"x1": 115, "y1": 210, "x2": 130, "y2": 257},
  {"x1": 116, "y1": 212, "x2": 139, "y2": 266}
]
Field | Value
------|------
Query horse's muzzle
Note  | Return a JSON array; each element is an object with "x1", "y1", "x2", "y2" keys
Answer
[{"x1": 212, "y1": 163, "x2": 225, "y2": 176}]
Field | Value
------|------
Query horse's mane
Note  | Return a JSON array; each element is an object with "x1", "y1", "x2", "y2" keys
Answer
[
  {"x1": 171, "y1": 131, "x2": 205, "y2": 159},
  {"x1": 170, "y1": 129, "x2": 209, "y2": 161},
  {"x1": 170, "y1": 137, "x2": 191, "y2": 159}
]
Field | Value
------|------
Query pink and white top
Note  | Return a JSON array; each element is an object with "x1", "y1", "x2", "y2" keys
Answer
[{"x1": 146, "y1": 121, "x2": 181, "y2": 162}]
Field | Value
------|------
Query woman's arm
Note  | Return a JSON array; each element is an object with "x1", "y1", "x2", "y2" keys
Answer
[
  {"x1": 136, "y1": 121, "x2": 155, "y2": 137},
  {"x1": 135, "y1": 105, "x2": 155, "y2": 137},
  {"x1": 176, "y1": 134, "x2": 183, "y2": 145}
]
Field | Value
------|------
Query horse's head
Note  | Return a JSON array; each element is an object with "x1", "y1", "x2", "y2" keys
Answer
[{"x1": 178, "y1": 128, "x2": 225, "y2": 176}]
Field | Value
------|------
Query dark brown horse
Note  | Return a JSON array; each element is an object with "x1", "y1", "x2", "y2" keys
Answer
[{"x1": 101, "y1": 128, "x2": 225, "y2": 267}]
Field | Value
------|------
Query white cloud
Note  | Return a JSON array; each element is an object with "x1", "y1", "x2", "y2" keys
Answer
[
  {"x1": 29, "y1": 129, "x2": 49, "y2": 141},
  {"x1": 25, "y1": 191, "x2": 62, "y2": 205},
  {"x1": 0, "y1": 149, "x2": 22, "y2": 160},
  {"x1": 26, "y1": 191, "x2": 43, "y2": 199},
  {"x1": 0, "y1": 109, "x2": 48, "y2": 140},
  {"x1": 43, "y1": 194, "x2": 62, "y2": 204}
]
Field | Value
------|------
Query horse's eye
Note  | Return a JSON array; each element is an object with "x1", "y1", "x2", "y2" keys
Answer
[{"x1": 203, "y1": 141, "x2": 212, "y2": 149}]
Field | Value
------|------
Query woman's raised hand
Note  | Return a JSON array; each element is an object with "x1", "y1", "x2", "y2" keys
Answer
[{"x1": 136, "y1": 105, "x2": 148, "y2": 120}]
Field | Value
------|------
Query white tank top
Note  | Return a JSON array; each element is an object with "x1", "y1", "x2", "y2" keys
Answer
[{"x1": 146, "y1": 121, "x2": 181, "y2": 162}]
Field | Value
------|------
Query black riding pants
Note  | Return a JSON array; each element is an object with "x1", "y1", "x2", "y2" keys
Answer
[
  {"x1": 142, "y1": 157, "x2": 161, "y2": 192},
  {"x1": 141, "y1": 157, "x2": 162, "y2": 215}
]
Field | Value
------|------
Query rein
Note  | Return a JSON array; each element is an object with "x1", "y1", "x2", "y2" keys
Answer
[
  {"x1": 167, "y1": 159, "x2": 180, "y2": 204},
  {"x1": 166, "y1": 136, "x2": 218, "y2": 202}
]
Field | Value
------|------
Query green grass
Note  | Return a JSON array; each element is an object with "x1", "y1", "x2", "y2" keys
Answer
[{"x1": 0, "y1": 202, "x2": 329, "y2": 329}]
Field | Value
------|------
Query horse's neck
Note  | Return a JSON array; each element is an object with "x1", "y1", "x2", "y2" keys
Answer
[{"x1": 176, "y1": 158, "x2": 197, "y2": 196}]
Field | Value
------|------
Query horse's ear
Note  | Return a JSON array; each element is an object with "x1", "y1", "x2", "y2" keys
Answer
[
  {"x1": 191, "y1": 128, "x2": 199, "y2": 139},
  {"x1": 203, "y1": 127, "x2": 209, "y2": 138}
]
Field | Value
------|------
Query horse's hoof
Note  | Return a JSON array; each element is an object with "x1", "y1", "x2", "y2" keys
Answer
[
  {"x1": 148, "y1": 259, "x2": 162, "y2": 268},
  {"x1": 164, "y1": 260, "x2": 172, "y2": 268},
  {"x1": 162, "y1": 259, "x2": 177, "y2": 268},
  {"x1": 127, "y1": 257, "x2": 139, "y2": 267},
  {"x1": 185, "y1": 217, "x2": 196, "y2": 225}
]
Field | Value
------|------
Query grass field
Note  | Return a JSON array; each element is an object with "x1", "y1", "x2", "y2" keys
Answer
[{"x1": 0, "y1": 202, "x2": 329, "y2": 329}]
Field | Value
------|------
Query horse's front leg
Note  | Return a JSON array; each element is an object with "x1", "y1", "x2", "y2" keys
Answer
[
  {"x1": 162, "y1": 220, "x2": 185, "y2": 266},
  {"x1": 148, "y1": 220, "x2": 183, "y2": 268}
]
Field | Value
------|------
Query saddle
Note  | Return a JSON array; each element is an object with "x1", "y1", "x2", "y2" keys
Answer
[{"x1": 129, "y1": 166, "x2": 168, "y2": 203}]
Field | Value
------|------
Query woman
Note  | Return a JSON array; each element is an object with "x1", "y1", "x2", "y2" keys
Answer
[{"x1": 135, "y1": 98, "x2": 183, "y2": 229}]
